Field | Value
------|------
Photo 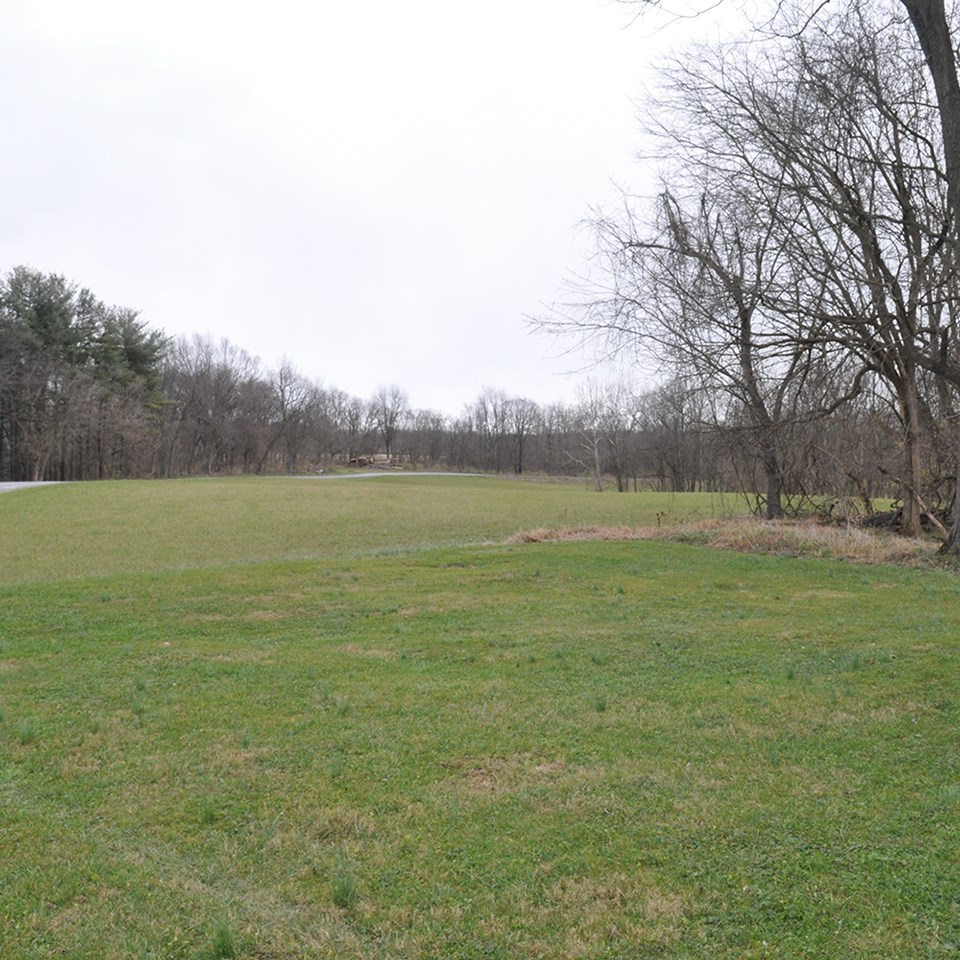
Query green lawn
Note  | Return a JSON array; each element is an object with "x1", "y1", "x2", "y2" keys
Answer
[
  {"x1": 0, "y1": 476, "x2": 735, "y2": 584},
  {"x1": 1, "y1": 478, "x2": 957, "y2": 958}
]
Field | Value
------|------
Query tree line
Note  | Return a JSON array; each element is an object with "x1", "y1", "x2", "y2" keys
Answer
[{"x1": 0, "y1": 260, "x2": 910, "y2": 514}]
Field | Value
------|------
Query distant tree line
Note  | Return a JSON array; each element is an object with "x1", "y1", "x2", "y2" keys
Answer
[{"x1": 0, "y1": 261, "x2": 911, "y2": 515}]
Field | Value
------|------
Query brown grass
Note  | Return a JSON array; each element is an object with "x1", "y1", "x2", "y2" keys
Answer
[
  {"x1": 505, "y1": 516, "x2": 940, "y2": 566},
  {"x1": 535, "y1": 872, "x2": 687, "y2": 956}
]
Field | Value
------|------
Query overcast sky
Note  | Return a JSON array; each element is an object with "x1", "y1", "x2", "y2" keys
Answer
[{"x1": 1, "y1": 1, "x2": 724, "y2": 415}]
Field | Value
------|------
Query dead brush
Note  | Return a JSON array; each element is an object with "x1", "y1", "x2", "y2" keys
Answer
[{"x1": 506, "y1": 516, "x2": 939, "y2": 566}]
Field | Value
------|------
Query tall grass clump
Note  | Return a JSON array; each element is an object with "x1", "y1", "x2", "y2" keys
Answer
[
  {"x1": 210, "y1": 918, "x2": 237, "y2": 959},
  {"x1": 18, "y1": 718, "x2": 38, "y2": 745},
  {"x1": 331, "y1": 866, "x2": 358, "y2": 910}
]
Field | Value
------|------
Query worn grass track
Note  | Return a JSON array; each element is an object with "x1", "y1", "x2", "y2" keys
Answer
[{"x1": 1, "y1": 478, "x2": 958, "y2": 958}]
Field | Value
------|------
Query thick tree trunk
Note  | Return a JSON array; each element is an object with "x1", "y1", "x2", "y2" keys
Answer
[
  {"x1": 901, "y1": 0, "x2": 960, "y2": 550},
  {"x1": 762, "y1": 455, "x2": 784, "y2": 519},
  {"x1": 941, "y1": 481, "x2": 960, "y2": 554},
  {"x1": 901, "y1": 375, "x2": 924, "y2": 537},
  {"x1": 941, "y1": 430, "x2": 960, "y2": 554},
  {"x1": 901, "y1": 0, "x2": 960, "y2": 220}
]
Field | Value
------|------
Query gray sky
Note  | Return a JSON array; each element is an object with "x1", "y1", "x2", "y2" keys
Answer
[{"x1": 0, "y1": 1, "x2": 709, "y2": 415}]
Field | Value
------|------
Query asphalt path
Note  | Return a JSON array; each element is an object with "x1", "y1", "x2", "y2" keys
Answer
[
  {"x1": 0, "y1": 473, "x2": 484, "y2": 492},
  {"x1": 295, "y1": 471, "x2": 485, "y2": 480},
  {"x1": 0, "y1": 482, "x2": 62, "y2": 493}
]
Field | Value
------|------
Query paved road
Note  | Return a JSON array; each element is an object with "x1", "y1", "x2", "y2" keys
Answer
[
  {"x1": 294, "y1": 471, "x2": 485, "y2": 480},
  {"x1": 0, "y1": 474, "x2": 483, "y2": 492},
  {"x1": 0, "y1": 482, "x2": 62, "y2": 493}
]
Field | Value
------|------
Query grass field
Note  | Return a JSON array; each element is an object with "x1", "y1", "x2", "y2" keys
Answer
[
  {"x1": 0, "y1": 476, "x2": 736, "y2": 585},
  {"x1": 1, "y1": 476, "x2": 958, "y2": 958}
]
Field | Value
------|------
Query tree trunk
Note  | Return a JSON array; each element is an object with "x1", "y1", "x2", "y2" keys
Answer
[
  {"x1": 901, "y1": 374, "x2": 924, "y2": 537},
  {"x1": 762, "y1": 455, "x2": 784, "y2": 519},
  {"x1": 941, "y1": 483, "x2": 960, "y2": 554},
  {"x1": 901, "y1": 0, "x2": 960, "y2": 550},
  {"x1": 901, "y1": 0, "x2": 960, "y2": 220},
  {"x1": 941, "y1": 429, "x2": 960, "y2": 554}
]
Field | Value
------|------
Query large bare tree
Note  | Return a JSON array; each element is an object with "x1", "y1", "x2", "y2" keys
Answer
[{"x1": 620, "y1": 0, "x2": 960, "y2": 545}]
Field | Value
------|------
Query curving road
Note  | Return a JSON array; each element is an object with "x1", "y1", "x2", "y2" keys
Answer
[
  {"x1": 0, "y1": 482, "x2": 62, "y2": 493},
  {"x1": 0, "y1": 473, "x2": 485, "y2": 493},
  {"x1": 294, "y1": 471, "x2": 485, "y2": 480}
]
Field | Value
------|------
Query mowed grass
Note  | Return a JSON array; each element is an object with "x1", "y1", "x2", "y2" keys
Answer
[
  {"x1": 0, "y1": 476, "x2": 736, "y2": 584},
  {"x1": 1, "y1": 478, "x2": 959, "y2": 958}
]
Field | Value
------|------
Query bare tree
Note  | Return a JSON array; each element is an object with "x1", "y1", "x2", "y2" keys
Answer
[
  {"x1": 534, "y1": 402, "x2": 571, "y2": 476},
  {"x1": 369, "y1": 385, "x2": 408, "y2": 459},
  {"x1": 406, "y1": 408, "x2": 448, "y2": 465},
  {"x1": 342, "y1": 394, "x2": 375, "y2": 462},
  {"x1": 570, "y1": 384, "x2": 609, "y2": 491},
  {"x1": 464, "y1": 388, "x2": 512, "y2": 473},
  {"x1": 620, "y1": 0, "x2": 960, "y2": 545},
  {"x1": 157, "y1": 335, "x2": 262, "y2": 476},
  {"x1": 507, "y1": 397, "x2": 541, "y2": 475},
  {"x1": 636, "y1": 377, "x2": 710, "y2": 492},
  {"x1": 547, "y1": 181, "x2": 860, "y2": 516},
  {"x1": 708, "y1": 4, "x2": 959, "y2": 532},
  {"x1": 263, "y1": 359, "x2": 313, "y2": 473},
  {"x1": 545, "y1": 1, "x2": 960, "y2": 526}
]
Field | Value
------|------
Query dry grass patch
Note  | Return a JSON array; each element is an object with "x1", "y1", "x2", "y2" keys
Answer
[
  {"x1": 441, "y1": 753, "x2": 581, "y2": 796},
  {"x1": 57, "y1": 744, "x2": 104, "y2": 779},
  {"x1": 336, "y1": 642, "x2": 398, "y2": 660},
  {"x1": 538, "y1": 873, "x2": 687, "y2": 955},
  {"x1": 208, "y1": 649, "x2": 276, "y2": 664},
  {"x1": 441, "y1": 754, "x2": 531, "y2": 794},
  {"x1": 312, "y1": 808, "x2": 375, "y2": 842},
  {"x1": 507, "y1": 516, "x2": 938, "y2": 565},
  {"x1": 209, "y1": 744, "x2": 269, "y2": 778},
  {"x1": 507, "y1": 524, "x2": 641, "y2": 544}
]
